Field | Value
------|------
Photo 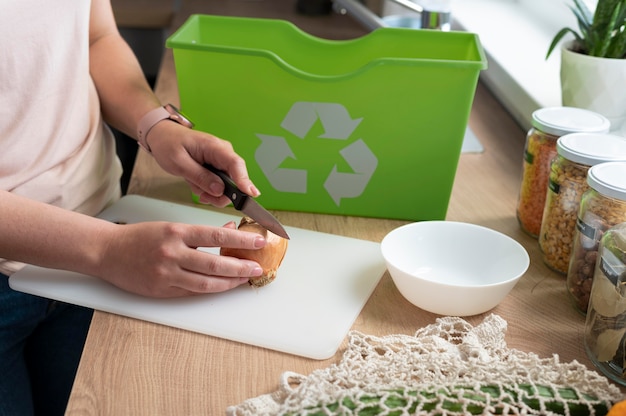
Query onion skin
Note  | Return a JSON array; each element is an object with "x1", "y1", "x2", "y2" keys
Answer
[{"x1": 220, "y1": 217, "x2": 288, "y2": 287}]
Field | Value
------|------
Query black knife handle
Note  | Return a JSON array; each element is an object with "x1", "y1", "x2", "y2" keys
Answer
[{"x1": 203, "y1": 164, "x2": 248, "y2": 210}]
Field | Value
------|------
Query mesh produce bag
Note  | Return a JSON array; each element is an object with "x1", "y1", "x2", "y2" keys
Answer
[{"x1": 227, "y1": 315, "x2": 623, "y2": 415}]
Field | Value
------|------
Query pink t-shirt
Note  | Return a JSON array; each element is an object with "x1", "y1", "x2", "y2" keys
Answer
[{"x1": 0, "y1": 1, "x2": 123, "y2": 275}]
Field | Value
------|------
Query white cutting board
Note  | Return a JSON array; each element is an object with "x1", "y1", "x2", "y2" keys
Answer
[{"x1": 9, "y1": 195, "x2": 386, "y2": 360}]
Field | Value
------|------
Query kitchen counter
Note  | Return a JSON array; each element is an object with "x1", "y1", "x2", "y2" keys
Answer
[{"x1": 65, "y1": 1, "x2": 625, "y2": 414}]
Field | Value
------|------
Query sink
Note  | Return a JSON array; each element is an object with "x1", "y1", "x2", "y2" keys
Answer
[{"x1": 381, "y1": 14, "x2": 421, "y2": 28}]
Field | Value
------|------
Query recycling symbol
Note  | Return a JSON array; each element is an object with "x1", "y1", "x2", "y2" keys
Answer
[{"x1": 254, "y1": 102, "x2": 378, "y2": 206}]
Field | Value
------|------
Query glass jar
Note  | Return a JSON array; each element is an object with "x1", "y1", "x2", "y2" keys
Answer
[
  {"x1": 517, "y1": 107, "x2": 610, "y2": 237},
  {"x1": 539, "y1": 133, "x2": 626, "y2": 274},
  {"x1": 567, "y1": 162, "x2": 626, "y2": 314},
  {"x1": 584, "y1": 222, "x2": 626, "y2": 386}
]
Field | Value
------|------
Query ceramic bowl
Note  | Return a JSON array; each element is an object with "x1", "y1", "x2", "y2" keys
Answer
[{"x1": 380, "y1": 221, "x2": 530, "y2": 316}]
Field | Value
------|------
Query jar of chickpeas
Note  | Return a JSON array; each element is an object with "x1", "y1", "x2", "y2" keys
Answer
[
  {"x1": 516, "y1": 108, "x2": 610, "y2": 237},
  {"x1": 539, "y1": 133, "x2": 626, "y2": 274},
  {"x1": 567, "y1": 162, "x2": 626, "y2": 314}
]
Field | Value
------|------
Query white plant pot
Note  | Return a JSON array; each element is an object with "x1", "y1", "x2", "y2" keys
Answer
[{"x1": 561, "y1": 40, "x2": 626, "y2": 134}]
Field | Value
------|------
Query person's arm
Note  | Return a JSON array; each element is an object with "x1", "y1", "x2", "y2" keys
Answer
[
  {"x1": 0, "y1": 190, "x2": 265, "y2": 297},
  {"x1": 88, "y1": 0, "x2": 259, "y2": 207}
]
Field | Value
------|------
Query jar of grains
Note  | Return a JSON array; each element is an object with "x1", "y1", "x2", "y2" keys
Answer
[
  {"x1": 567, "y1": 162, "x2": 626, "y2": 314},
  {"x1": 539, "y1": 133, "x2": 626, "y2": 274},
  {"x1": 516, "y1": 107, "x2": 610, "y2": 237},
  {"x1": 584, "y1": 222, "x2": 626, "y2": 386}
]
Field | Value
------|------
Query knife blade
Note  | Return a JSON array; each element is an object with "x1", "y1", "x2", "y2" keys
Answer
[{"x1": 204, "y1": 164, "x2": 290, "y2": 240}]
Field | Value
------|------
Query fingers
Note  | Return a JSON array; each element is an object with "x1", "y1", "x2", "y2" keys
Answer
[
  {"x1": 169, "y1": 224, "x2": 266, "y2": 294},
  {"x1": 172, "y1": 274, "x2": 251, "y2": 296},
  {"x1": 190, "y1": 245, "x2": 264, "y2": 278},
  {"x1": 172, "y1": 252, "x2": 262, "y2": 293},
  {"x1": 182, "y1": 224, "x2": 266, "y2": 250},
  {"x1": 179, "y1": 223, "x2": 268, "y2": 293},
  {"x1": 195, "y1": 160, "x2": 260, "y2": 202},
  {"x1": 218, "y1": 157, "x2": 260, "y2": 198},
  {"x1": 165, "y1": 241, "x2": 264, "y2": 295},
  {"x1": 195, "y1": 190, "x2": 232, "y2": 208},
  {"x1": 123, "y1": 253, "x2": 261, "y2": 298},
  {"x1": 193, "y1": 134, "x2": 261, "y2": 199},
  {"x1": 148, "y1": 123, "x2": 261, "y2": 203}
]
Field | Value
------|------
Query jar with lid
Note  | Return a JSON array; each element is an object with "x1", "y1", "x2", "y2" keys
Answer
[
  {"x1": 584, "y1": 221, "x2": 626, "y2": 386},
  {"x1": 539, "y1": 133, "x2": 626, "y2": 274},
  {"x1": 567, "y1": 162, "x2": 626, "y2": 314},
  {"x1": 516, "y1": 107, "x2": 610, "y2": 237}
]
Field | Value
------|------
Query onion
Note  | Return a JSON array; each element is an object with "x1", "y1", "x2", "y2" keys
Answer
[{"x1": 220, "y1": 217, "x2": 288, "y2": 287}]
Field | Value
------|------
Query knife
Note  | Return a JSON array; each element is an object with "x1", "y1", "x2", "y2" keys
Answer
[{"x1": 204, "y1": 164, "x2": 290, "y2": 240}]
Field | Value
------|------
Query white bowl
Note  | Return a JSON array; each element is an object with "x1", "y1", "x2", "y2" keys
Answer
[{"x1": 381, "y1": 221, "x2": 530, "y2": 316}]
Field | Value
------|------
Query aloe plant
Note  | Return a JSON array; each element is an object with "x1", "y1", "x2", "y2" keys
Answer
[{"x1": 546, "y1": 0, "x2": 626, "y2": 59}]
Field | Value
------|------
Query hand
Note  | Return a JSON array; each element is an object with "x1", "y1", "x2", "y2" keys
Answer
[
  {"x1": 146, "y1": 121, "x2": 261, "y2": 207},
  {"x1": 97, "y1": 220, "x2": 266, "y2": 298}
]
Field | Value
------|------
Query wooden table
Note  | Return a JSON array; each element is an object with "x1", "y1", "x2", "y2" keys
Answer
[{"x1": 66, "y1": 2, "x2": 625, "y2": 415}]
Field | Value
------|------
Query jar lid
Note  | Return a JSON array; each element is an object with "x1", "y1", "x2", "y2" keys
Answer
[
  {"x1": 532, "y1": 107, "x2": 611, "y2": 136},
  {"x1": 587, "y1": 162, "x2": 626, "y2": 201},
  {"x1": 557, "y1": 133, "x2": 626, "y2": 166}
]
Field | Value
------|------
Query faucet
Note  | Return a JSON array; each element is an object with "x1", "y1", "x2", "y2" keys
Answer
[
  {"x1": 333, "y1": 0, "x2": 452, "y2": 31},
  {"x1": 392, "y1": 0, "x2": 452, "y2": 30}
]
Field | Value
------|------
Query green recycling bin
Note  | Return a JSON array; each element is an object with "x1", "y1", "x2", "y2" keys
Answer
[{"x1": 166, "y1": 14, "x2": 487, "y2": 221}]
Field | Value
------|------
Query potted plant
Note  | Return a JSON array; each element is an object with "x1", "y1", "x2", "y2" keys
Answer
[{"x1": 546, "y1": 0, "x2": 626, "y2": 133}]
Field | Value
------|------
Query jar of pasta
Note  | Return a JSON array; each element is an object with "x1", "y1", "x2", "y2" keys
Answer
[
  {"x1": 539, "y1": 133, "x2": 626, "y2": 274},
  {"x1": 567, "y1": 162, "x2": 626, "y2": 314},
  {"x1": 516, "y1": 107, "x2": 610, "y2": 237},
  {"x1": 584, "y1": 221, "x2": 626, "y2": 386}
]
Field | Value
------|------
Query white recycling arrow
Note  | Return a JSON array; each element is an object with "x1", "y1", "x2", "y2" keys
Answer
[
  {"x1": 324, "y1": 139, "x2": 378, "y2": 205},
  {"x1": 280, "y1": 102, "x2": 363, "y2": 140},
  {"x1": 255, "y1": 134, "x2": 307, "y2": 193},
  {"x1": 255, "y1": 102, "x2": 378, "y2": 205}
]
